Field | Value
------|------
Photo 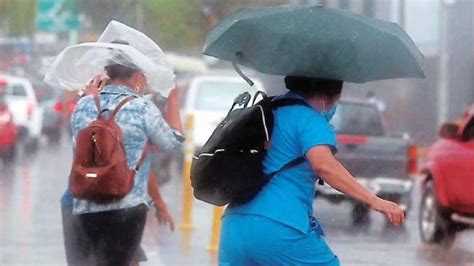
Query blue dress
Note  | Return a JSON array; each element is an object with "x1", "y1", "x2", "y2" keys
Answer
[{"x1": 219, "y1": 92, "x2": 340, "y2": 266}]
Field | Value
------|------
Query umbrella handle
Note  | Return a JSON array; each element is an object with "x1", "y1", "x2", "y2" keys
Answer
[{"x1": 232, "y1": 53, "x2": 254, "y2": 86}]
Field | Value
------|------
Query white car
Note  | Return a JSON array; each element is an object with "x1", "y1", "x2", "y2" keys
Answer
[
  {"x1": 0, "y1": 74, "x2": 43, "y2": 150},
  {"x1": 182, "y1": 75, "x2": 266, "y2": 149}
]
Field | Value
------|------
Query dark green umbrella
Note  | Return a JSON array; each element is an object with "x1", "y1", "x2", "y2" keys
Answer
[{"x1": 203, "y1": 5, "x2": 425, "y2": 83}]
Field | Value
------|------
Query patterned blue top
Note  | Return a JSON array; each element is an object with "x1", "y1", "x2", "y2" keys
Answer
[{"x1": 70, "y1": 85, "x2": 182, "y2": 214}]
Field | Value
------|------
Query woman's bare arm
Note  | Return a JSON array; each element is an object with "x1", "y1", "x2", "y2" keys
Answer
[
  {"x1": 148, "y1": 172, "x2": 175, "y2": 231},
  {"x1": 307, "y1": 146, "x2": 405, "y2": 226}
]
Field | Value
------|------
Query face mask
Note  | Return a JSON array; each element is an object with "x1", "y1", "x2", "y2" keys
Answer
[{"x1": 322, "y1": 104, "x2": 337, "y2": 122}]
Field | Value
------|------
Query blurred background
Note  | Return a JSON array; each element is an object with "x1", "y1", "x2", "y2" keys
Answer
[{"x1": 0, "y1": 0, "x2": 472, "y2": 144}]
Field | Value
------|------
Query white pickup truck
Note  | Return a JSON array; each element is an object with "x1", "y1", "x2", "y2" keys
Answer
[{"x1": 0, "y1": 74, "x2": 43, "y2": 151}]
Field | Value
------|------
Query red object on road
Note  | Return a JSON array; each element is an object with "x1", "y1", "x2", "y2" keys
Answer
[
  {"x1": 420, "y1": 107, "x2": 474, "y2": 245},
  {"x1": 407, "y1": 145, "x2": 418, "y2": 174},
  {"x1": 54, "y1": 101, "x2": 64, "y2": 112},
  {"x1": 423, "y1": 113, "x2": 474, "y2": 213},
  {"x1": 0, "y1": 104, "x2": 19, "y2": 152},
  {"x1": 336, "y1": 134, "x2": 368, "y2": 144},
  {"x1": 67, "y1": 101, "x2": 76, "y2": 114}
]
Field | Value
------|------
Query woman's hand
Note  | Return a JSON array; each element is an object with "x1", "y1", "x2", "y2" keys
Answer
[
  {"x1": 370, "y1": 197, "x2": 405, "y2": 227},
  {"x1": 148, "y1": 171, "x2": 175, "y2": 231},
  {"x1": 84, "y1": 74, "x2": 109, "y2": 95},
  {"x1": 154, "y1": 205, "x2": 175, "y2": 231}
]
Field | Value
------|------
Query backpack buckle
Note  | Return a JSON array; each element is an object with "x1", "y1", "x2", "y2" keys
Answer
[{"x1": 234, "y1": 92, "x2": 251, "y2": 107}]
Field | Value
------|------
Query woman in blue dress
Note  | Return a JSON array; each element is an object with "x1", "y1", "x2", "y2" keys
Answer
[{"x1": 219, "y1": 76, "x2": 405, "y2": 266}]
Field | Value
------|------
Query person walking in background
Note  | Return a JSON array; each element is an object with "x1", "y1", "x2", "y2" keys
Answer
[
  {"x1": 366, "y1": 90, "x2": 388, "y2": 127},
  {"x1": 61, "y1": 75, "x2": 179, "y2": 266},
  {"x1": 219, "y1": 77, "x2": 405, "y2": 266},
  {"x1": 366, "y1": 90, "x2": 386, "y2": 113},
  {"x1": 69, "y1": 60, "x2": 183, "y2": 266}
]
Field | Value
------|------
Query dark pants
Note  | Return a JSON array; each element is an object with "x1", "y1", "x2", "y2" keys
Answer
[
  {"x1": 62, "y1": 204, "x2": 147, "y2": 266},
  {"x1": 62, "y1": 205, "x2": 94, "y2": 265},
  {"x1": 78, "y1": 204, "x2": 147, "y2": 266}
]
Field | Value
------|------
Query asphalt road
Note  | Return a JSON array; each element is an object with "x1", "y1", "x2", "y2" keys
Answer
[{"x1": 0, "y1": 136, "x2": 473, "y2": 265}]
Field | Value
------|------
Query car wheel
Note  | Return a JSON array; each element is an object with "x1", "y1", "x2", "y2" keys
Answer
[
  {"x1": 352, "y1": 202, "x2": 370, "y2": 225},
  {"x1": 419, "y1": 180, "x2": 455, "y2": 245}
]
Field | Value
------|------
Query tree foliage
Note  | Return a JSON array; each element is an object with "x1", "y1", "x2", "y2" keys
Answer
[
  {"x1": 0, "y1": 0, "x2": 37, "y2": 37},
  {"x1": 0, "y1": 0, "x2": 286, "y2": 48}
]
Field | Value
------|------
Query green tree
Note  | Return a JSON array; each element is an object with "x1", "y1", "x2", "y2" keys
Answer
[
  {"x1": 142, "y1": 0, "x2": 207, "y2": 52},
  {"x1": 141, "y1": 0, "x2": 286, "y2": 52},
  {"x1": 80, "y1": 0, "x2": 135, "y2": 33},
  {"x1": 78, "y1": 0, "x2": 287, "y2": 52},
  {"x1": 0, "y1": 0, "x2": 37, "y2": 37}
]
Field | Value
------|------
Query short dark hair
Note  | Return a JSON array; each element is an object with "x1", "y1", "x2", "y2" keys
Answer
[
  {"x1": 284, "y1": 76, "x2": 343, "y2": 98},
  {"x1": 104, "y1": 40, "x2": 140, "y2": 80},
  {"x1": 104, "y1": 63, "x2": 138, "y2": 80}
]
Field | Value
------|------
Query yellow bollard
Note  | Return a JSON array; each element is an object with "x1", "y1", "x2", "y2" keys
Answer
[
  {"x1": 180, "y1": 115, "x2": 195, "y2": 230},
  {"x1": 181, "y1": 227, "x2": 192, "y2": 256},
  {"x1": 207, "y1": 206, "x2": 225, "y2": 252}
]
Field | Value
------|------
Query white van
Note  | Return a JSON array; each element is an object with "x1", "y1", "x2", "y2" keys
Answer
[
  {"x1": 0, "y1": 74, "x2": 43, "y2": 150},
  {"x1": 182, "y1": 75, "x2": 266, "y2": 149}
]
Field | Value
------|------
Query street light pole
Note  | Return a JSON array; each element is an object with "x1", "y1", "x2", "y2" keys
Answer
[
  {"x1": 135, "y1": 0, "x2": 144, "y2": 31},
  {"x1": 438, "y1": 0, "x2": 451, "y2": 125}
]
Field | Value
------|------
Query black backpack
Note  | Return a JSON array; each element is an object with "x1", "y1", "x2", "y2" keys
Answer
[{"x1": 190, "y1": 91, "x2": 312, "y2": 206}]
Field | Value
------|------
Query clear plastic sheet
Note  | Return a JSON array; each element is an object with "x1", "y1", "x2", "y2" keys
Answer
[{"x1": 44, "y1": 21, "x2": 175, "y2": 96}]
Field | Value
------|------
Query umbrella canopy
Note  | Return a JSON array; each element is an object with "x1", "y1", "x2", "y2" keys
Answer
[
  {"x1": 204, "y1": 5, "x2": 425, "y2": 83},
  {"x1": 44, "y1": 21, "x2": 175, "y2": 95}
]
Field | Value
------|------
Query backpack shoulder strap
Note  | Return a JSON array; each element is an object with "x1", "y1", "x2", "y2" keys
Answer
[
  {"x1": 265, "y1": 156, "x2": 325, "y2": 185},
  {"x1": 266, "y1": 157, "x2": 305, "y2": 178},
  {"x1": 134, "y1": 143, "x2": 149, "y2": 172},
  {"x1": 94, "y1": 94, "x2": 136, "y2": 118},
  {"x1": 113, "y1": 95, "x2": 136, "y2": 116},
  {"x1": 93, "y1": 93, "x2": 101, "y2": 111},
  {"x1": 271, "y1": 97, "x2": 310, "y2": 110}
]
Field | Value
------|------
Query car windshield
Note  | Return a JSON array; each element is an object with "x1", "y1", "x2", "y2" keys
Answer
[
  {"x1": 195, "y1": 80, "x2": 258, "y2": 111},
  {"x1": 332, "y1": 102, "x2": 385, "y2": 136},
  {"x1": 0, "y1": 84, "x2": 27, "y2": 97}
]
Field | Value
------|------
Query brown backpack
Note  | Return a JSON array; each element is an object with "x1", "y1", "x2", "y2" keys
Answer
[{"x1": 70, "y1": 94, "x2": 148, "y2": 203}]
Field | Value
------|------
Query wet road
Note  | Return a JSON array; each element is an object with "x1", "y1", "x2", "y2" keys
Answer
[{"x1": 0, "y1": 137, "x2": 473, "y2": 265}]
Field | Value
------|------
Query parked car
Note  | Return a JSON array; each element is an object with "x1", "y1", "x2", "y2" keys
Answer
[
  {"x1": 0, "y1": 74, "x2": 43, "y2": 151},
  {"x1": 39, "y1": 94, "x2": 64, "y2": 143},
  {"x1": 32, "y1": 80, "x2": 64, "y2": 143},
  {"x1": 316, "y1": 99, "x2": 417, "y2": 224},
  {"x1": 0, "y1": 90, "x2": 19, "y2": 164},
  {"x1": 61, "y1": 91, "x2": 81, "y2": 137},
  {"x1": 152, "y1": 74, "x2": 266, "y2": 184},
  {"x1": 419, "y1": 106, "x2": 474, "y2": 245}
]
